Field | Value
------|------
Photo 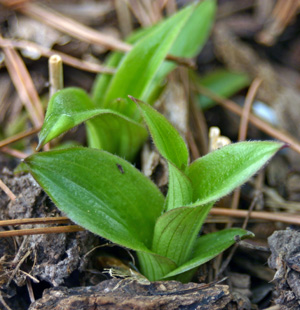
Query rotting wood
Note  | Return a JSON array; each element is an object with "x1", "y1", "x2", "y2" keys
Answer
[{"x1": 28, "y1": 278, "x2": 233, "y2": 310}]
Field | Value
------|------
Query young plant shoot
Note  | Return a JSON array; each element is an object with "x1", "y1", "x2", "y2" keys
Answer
[
  {"x1": 24, "y1": 98, "x2": 283, "y2": 282},
  {"x1": 37, "y1": 0, "x2": 216, "y2": 161}
]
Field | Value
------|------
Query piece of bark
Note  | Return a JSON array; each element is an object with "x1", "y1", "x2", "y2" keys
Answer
[
  {"x1": 268, "y1": 229, "x2": 300, "y2": 310},
  {"x1": 28, "y1": 278, "x2": 233, "y2": 310}
]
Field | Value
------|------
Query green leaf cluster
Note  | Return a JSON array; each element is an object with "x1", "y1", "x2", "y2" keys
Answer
[
  {"x1": 37, "y1": 0, "x2": 216, "y2": 161},
  {"x1": 24, "y1": 98, "x2": 283, "y2": 282},
  {"x1": 24, "y1": 0, "x2": 283, "y2": 282}
]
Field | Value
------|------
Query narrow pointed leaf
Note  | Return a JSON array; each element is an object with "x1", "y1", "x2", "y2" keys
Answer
[
  {"x1": 193, "y1": 70, "x2": 250, "y2": 110},
  {"x1": 163, "y1": 228, "x2": 253, "y2": 278},
  {"x1": 137, "y1": 251, "x2": 177, "y2": 282},
  {"x1": 165, "y1": 162, "x2": 193, "y2": 211},
  {"x1": 102, "y1": 4, "x2": 194, "y2": 121},
  {"x1": 187, "y1": 141, "x2": 283, "y2": 204},
  {"x1": 144, "y1": 0, "x2": 216, "y2": 103},
  {"x1": 92, "y1": 52, "x2": 123, "y2": 107},
  {"x1": 38, "y1": 88, "x2": 94, "y2": 148},
  {"x1": 152, "y1": 203, "x2": 213, "y2": 266},
  {"x1": 24, "y1": 148, "x2": 164, "y2": 251},
  {"x1": 133, "y1": 98, "x2": 189, "y2": 170}
]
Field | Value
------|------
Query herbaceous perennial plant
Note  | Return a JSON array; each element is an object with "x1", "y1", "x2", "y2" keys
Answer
[{"x1": 23, "y1": 0, "x2": 283, "y2": 282}]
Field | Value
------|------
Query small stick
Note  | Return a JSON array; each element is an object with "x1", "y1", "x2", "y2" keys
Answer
[
  {"x1": 211, "y1": 207, "x2": 300, "y2": 225},
  {"x1": 0, "y1": 147, "x2": 27, "y2": 159},
  {"x1": 0, "y1": 217, "x2": 70, "y2": 227},
  {"x1": 230, "y1": 78, "x2": 263, "y2": 212},
  {"x1": 0, "y1": 225, "x2": 84, "y2": 238},
  {"x1": 196, "y1": 85, "x2": 300, "y2": 154},
  {"x1": 0, "y1": 179, "x2": 16, "y2": 201},
  {"x1": 2, "y1": 1, "x2": 195, "y2": 68},
  {"x1": 0, "y1": 127, "x2": 41, "y2": 148},
  {"x1": 0, "y1": 38, "x2": 115, "y2": 75},
  {"x1": 238, "y1": 78, "x2": 262, "y2": 141},
  {"x1": 49, "y1": 55, "x2": 63, "y2": 98}
]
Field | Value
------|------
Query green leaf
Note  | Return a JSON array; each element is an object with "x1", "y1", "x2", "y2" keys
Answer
[
  {"x1": 102, "y1": 4, "x2": 194, "y2": 121},
  {"x1": 92, "y1": 52, "x2": 124, "y2": 107},
  {"x1": 144, "y1": 0, "x2": 216, "y2": 103},
  {"x1": 37, "y1": 88, "x2": 148, "y2": 160},
  {"x1": 38, "y1": 88, "x2": 95, "y2": 148},
  {"x1": 165, "y1": 162, "x2": 193, "y2": 211},
  {"x1": 136, "y1": 251, "x2": 177, "y2": 281},
  {"x1": 24, "y1": 147, "x2": 164, "y2": 252},
  {"x1": 194, "y1": 70, "x2": 250, "y2": 110},
  {"x1": 152, "y1": 203, "x2": 213, "y2": 266},
  {"x1": 163, "y1": 228, "x2": 253, "y2": 278},
  {"x1": 133, "y1": 97, "x2": 189, "y2": 170},
  {"x1": 86, "y1": 108, "x2": 148, "y2": 161},
  {"x1": 187, "y1": 141, "x2": 283, "y2": 204}
]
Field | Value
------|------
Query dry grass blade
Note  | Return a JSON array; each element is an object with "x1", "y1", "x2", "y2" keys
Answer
[
  {"x1": 0, "y1": 36, "x2": 44, "y2": 128},
  {"x1": 0, "y1": 1, "x2": 194, "y2": 68},
  {"x1": 0, "y1": 38, "x2": 116, "y2": 74},
  {"x1": 0, "y1": 127, "x2": 41, "y2": 148},
  {"x1": 0, "y1": 179, "x2": 16, "y2": 201},
  {"x1": 257, "y1": 0, "x2": 300, "y2": 46},
  {"x1": 0, "y1": 225, "x2": 84, "y2": 238},
  {"x1": 0, "y1": 217, "x2": 70, "y2": 227},
  {"x1": 211, "y1": 208, "x2": 300, "y2": 225},
  {"x1": 0, "y1": 147, "x2": 27, "y2": 159},
  {"x1": 230, "y1": 78, "x2": 263, "y2": 212},
  {"x1": 197, "y1": 85, "x2": 300, "y2": 154}
]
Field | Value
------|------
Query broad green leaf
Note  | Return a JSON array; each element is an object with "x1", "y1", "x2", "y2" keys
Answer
[
  {"x1": 165, "y1": 162, "x2": 193, "y2": 211},
  {"x1": 37, "y1": 88, "x2": 148, "y2": 160},
  {"x1": 136, "y1": 251, "x2": 177, "y2": 282},
  {"x1": 187, "y1": 141, "x2": 283, "y2": 204},
  {"x1": 24, "y1": 148, "x2": 164, "y2": 252},
  {"x1": 152, "y1": 203, "x2": 213, "y2": 266},
  {"x1": 193, "y1": 70, "x2": 250, "y2": 110},
  {"x1": 133, "y1": 98, "x2": 189, "y2": 170},
  {"x1": 102, "y1": 4, "x2": 194, "y2": 121},
  {"x1": 163, "y1": 228, "x2": 253, "y2": 278},
  {"x1": 144, "y1": 0, "x2": 216, "y2": 103}
]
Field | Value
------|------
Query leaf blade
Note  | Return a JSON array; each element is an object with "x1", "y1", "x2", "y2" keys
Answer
[
  {"x1": 165, "y1": 162, "x2": 193, "y2": 211},
  {"x1": 152, "y1": 203, "x2": 213, "y2": 266},
  {"x1": 163, "y1": 228, "x2": 253, "y2": 278},
  {"x1": 187, "y1": 141, "x2": 283, "y2": 204},
  {"x1": 102, "y1": 4, "x2": 194, "y2": 120},
  {"x1": 24, "y1": 148, "x2": 164, "y2": 252},
  {"x1": 133, "y1": 98, "x2": 189, "y2": 170},
  {"x1": 137, "y1": 251, "x2": 177, "y2": 282}
]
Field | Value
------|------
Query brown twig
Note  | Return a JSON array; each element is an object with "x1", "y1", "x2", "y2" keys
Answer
[
  {"x1": 211, "y1": 207, "x2": 300, "y2": 225},
  {"x1": 0, "y1": 225, "x2": 84, "y2": 238},
  {"x1": 0, "y1": 1, "x2": 194, "y2": 68},
  {"x1": 0, "y1": 127, "x2": 41, "y2": 148},
  {"x1": 0, "y1": 217, "x2": 70, "y2": 227},
  {"x1": 238, "y1": 78, "x2": 262, "y2": 141},
  {"x1": 257, "y1": 0, "x2": 300, "y2": 46},
  {"x1": 196, "y1": 85, "x2": 300, "y2": 154},
  {"x1": 230, "y1": 78, "x2": 263, "y2": 212},
  {"x1": 0, "y1": 179, "x2": 16, "y2": 201},
  {"x1": 0, "y1": 38, "x2": 116, "y2": 75},
  {"x1": 0, "y1": 147, "x2": 28, "y2": 159},
  {"x1": 0, "y1": 36, "x2": 44, "y2": 128}
]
